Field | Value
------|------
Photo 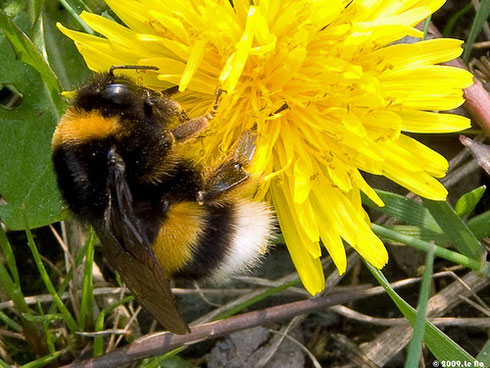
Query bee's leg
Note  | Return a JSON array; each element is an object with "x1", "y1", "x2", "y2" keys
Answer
[
  {"x1": 171, "y1": 89, "x2": 225, "y2": 142},
  {"x1": 171, "y1": 115, "x2": 208, "y2": 142},
  {"x1": 197, "y1": 130, "x2": 256, "y2": 204}
]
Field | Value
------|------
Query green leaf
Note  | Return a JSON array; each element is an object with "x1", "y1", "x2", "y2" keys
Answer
[
  {"x1": 0, "y1": 9, "x2": 62, "y2": 103},
  {"x1": 363, "y1": 190, "x2": 441, "y2": 232},
  {"x1": 140, "y1": 348, "x2": 188, "y2": 368},
  {"x1": 389, "y1": 225, "x2": 448, "y2": 244},
  {"x1": 365, "y1": 263, "x2": 475, "y2": 364},
  {"x1": 2, "y1": 0, "x2": 24, "y2": 19},
  {"x1": 462, "y1": 0, "x2": 490, "y2": 63},
  {"x1": 27, "y1": 0, "x2": 45, "y2": 27},
  {"x1": 467, "y1": 210, "x2": 490, "y2": 240},
  {"x1": 160, "y1": 356, "x2": 194, "y2": 368},
  {"x1": 422, "y1": 199, "x2": 483, "y2": 260},
  {"x1": 0, "y1": 21, "x2": 64, "y2": 230},
  {"x1": 455, "y1": 186, "x2": 486, "y2": 218},
  {"x1": 42, "y1": 1, "x2": 92, "y2": 89},
  {"x1": 476, "y1": 340, "x2": 490, "y2": 367}
]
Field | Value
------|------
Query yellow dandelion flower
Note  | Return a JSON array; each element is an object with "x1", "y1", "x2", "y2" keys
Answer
[{"x1": 58, "y1": 0, "x2": 473, "y2": 295}]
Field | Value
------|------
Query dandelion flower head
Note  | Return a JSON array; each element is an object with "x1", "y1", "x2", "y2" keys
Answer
[{"x1": 58, "y1": 0, "x2": 473, "y2": 294}]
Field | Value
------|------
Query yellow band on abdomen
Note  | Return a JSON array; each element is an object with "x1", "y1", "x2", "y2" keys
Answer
[{"x1": 152, "y1": 201, "x2": 205, "y2": 277}]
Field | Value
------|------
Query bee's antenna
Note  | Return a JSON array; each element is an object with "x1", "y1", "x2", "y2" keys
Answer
[
  {"x1": 109, "y1": 65, "x2": 159, "y2": 76},
  {"x1": 161, "y1": 85, "x2": 180, "y2": 96}
]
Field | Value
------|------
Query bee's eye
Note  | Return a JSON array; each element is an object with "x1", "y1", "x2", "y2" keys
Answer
[{"x1": 103, "y1": 83, "x2": 130, "y2": 106}]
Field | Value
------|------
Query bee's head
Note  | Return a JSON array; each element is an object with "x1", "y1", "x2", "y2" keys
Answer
[
  {"x1": 53, "y1": 73, "x2": 180, "y2": 186},
  {"x1": 72, "y1": 74, "x2": 177, "y2": 125}
]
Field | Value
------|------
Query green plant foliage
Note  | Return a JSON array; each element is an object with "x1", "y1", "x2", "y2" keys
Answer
[
  {"x1": 0, "y1": 13, "x2": 63, "y2": 229},
  {"x1": 422, "y1": 199, "x2": 483, "y2": 260},
  {"x1": 363, "y1": 190, "x2": 442, "y2": 232},
  {"x1": 467, "y1": 210, "x2": 490, "y2": 240},
  {"x1": 366, "y1": 263, "x2": 476, "y2": 364},
  {"x1": 0, "y1": 2, "x2": 91, "y2": 230},
  {"x1": 454, "y1": 185, "x2": 486, "y2": 218},
  {"x1": 476, "y1": 340, "x2": 490, "y2": 367},
  {"x1": 462, "y1": 0, "x2": 490, "y2": 62},
  {"x1": 405, "y1": 245, "x2": 434, "y2": 368}
]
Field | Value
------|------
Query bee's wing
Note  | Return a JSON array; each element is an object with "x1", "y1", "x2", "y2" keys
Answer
[{"x1": 94, "y1": 147, "x2": 190, "y2": 335}]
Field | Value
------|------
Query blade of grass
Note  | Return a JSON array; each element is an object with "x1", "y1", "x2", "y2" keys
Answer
[
  {"x1": 371, "y1": 224, "x2": 486, "y2": 274},
  {"x1": 443, "y1": 2, "x2": 474, "y2": 37},
  {"x1": 20, "y1": 351, "x2": 61, "y2": 368},
  {"x1": 0, "y1": 310, "x2": 21, "y2": 332},
  {"x1": 78, "y1": 229, "x2": 95, "y2": 330},
  {"x1": 422, "y1": 15, "x2": 431, "y2": 39},
  {"x1": 422, "y1": 199, "x2": 483, "y2": 260},
  {"x1": 0, "y1": 359, "x2": 10, "y2": 368},
  {"x1": 58, "y1": 0, "x2": 94, "y2": 34},
  {"x1": 0, "y1": 226, "x2": 30, "y2": 316},
  {"x1": 0, "y1": 225, "x2": 20, "y2": 286},
  {"x1": 93, "y1": 295, "x2": 134, "y2": 357},
  {"x1": 405, "y1": 244, "x2": 435, "y2": 368},
  {"x1": 462, "y1": 0, "x2": 490, "y2": 62},
  {"x1": 46, "y1": 229, "x2": 89, "y2": 315},
  {"x1": 64, "y1": 0, "x2": 95, "y2": 13},
  {"x1": 36, "y1": 300, "x2": 56, "y2": 355},
  {"x1": 365, "y1": 263, "x2": 475, "y2": 363},
  {"x1": 24, "y1": 213, "x2": 78, "y2": 333},
  {"x1": 0, "y1": 248, "x2": 31, "y2": 314},
  {"x1": 0, "y1": 226, "x2": 47, "y2": 354},
  {"x1": 93, "y1": 310, "x2": 105, "y2": 357}
]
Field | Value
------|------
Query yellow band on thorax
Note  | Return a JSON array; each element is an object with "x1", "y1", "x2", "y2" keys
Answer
[{"x1": 52, "y1": 109, "x2": 120, "y2": 149}]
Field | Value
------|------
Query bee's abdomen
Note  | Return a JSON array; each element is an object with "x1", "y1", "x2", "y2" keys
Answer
[{"x1": 153, "y1": 199, "x2": 274, "y2": 282}]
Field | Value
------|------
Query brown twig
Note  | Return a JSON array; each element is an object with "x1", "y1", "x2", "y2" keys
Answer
[
  {"x1": 60, "y1": 284, "x2": 392, "y2": 368},
  {"x1": 473, "y1": 40, "x2": 490, "y2": 49}
]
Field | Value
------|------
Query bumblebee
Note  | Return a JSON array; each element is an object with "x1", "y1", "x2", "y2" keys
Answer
[{"x1": 52, "y1": 66, "x2": 274, "y2": 334}]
